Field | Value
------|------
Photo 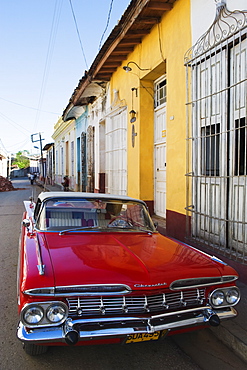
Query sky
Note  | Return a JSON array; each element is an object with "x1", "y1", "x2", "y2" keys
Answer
[{"x1": 0, "y1": 0, "x2": 131, "y2": 155}]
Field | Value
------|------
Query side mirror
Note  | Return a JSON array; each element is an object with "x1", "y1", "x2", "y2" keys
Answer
[{"x1": 22, "y1": 219, "x2": 31, "y2": 228}]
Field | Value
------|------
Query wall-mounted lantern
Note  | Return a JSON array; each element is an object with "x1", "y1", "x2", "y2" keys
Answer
[
  {"x1": 129, "y1": 109, "x2": 136, "y2": 123},
  {"x1": 123, "y1": 61, "x2": 150, "y2": 72}
]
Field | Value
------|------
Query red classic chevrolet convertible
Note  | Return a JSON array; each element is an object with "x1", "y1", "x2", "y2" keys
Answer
[{"x1": 17, "y1": 192, "x2": 240, "y2": 355}]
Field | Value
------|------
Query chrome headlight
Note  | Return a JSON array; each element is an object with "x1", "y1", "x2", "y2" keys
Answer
[
  {"x1": 225, "y1": 288, "x2": 240, "y2": 304},
  {"x1": 46, "y1": 303, "x2": 67, "y2": 323},
  {"x1": 22, "y1": 305, "x2": 44, "y2": 325},
  {"x1": 21, "y1": 301, "x2": 68, "y2": 327},
  {"x1": 211, "y1": 290, "x2": 224, "y2": 306},
  {"x1": 210, "y1": 287, "x2": 240, "y2": 308}
]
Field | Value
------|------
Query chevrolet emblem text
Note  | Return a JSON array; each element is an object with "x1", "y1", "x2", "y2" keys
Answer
[{"x1": 134, "y1": 282, "x2": 167, "y2": 288}]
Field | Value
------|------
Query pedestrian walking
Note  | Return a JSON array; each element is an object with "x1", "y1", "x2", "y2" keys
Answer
[
  {"x1": 30, "y1": 173, "x2": 34, "y2": 185},
  {"x1": 62, "y1": 176, "x2": 69, "y2": 191}
]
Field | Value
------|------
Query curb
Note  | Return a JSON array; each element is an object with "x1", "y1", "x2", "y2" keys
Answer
[
  {"x1": 36, "y1": 181, "x2": 63, "y2": 192},
  {"x1": 209, "y1": 280, "x2": 247, "y2": 364},
  {"x1": 210, "y1": 321, "x2": 247, "y2": 364}
]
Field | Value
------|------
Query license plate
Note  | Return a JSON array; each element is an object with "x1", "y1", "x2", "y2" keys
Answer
[{"x1": 125, "y1": 331, "x2": 161, "y2": 344}]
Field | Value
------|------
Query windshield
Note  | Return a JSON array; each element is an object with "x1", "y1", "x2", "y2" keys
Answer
[{"x1": 36, "y1": 197, "x2": 156, "y2": 233}]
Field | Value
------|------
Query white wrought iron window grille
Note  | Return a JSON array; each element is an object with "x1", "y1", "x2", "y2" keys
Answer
[{"x1": 184, "y1": 1, "x2": 247, "y2": 264}]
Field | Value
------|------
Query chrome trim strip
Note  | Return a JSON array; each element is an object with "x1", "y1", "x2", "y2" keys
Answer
[
  {"x1": 170, "y1": 276, "x2": 238, "y2": 290},
  {"x1": 24, "y1": 287, "x2": 55, "y2": 296},
  {"x1": 17, "y1": 306, "x2": 237, "y2": 344},
  {"x1": 68, "y1": 305, "x2": 211, "y2": 323},
  {"x1": 24, "y1": 284, "x2": 132, "y2": 296},
  {"x1": 35, "y1": 237, "x2": 45, "y2": 275},
  {"x1": 37, "y1": 264, "x2": 45, "y2": 275},
  {"x1": 211, "y1": 256, "x2": 227, "y2": 265}
]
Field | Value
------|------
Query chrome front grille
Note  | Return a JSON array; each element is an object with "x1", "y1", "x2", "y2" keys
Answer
[{"x1": 67, "y1": 289, "x2": 206, "y2": 317}]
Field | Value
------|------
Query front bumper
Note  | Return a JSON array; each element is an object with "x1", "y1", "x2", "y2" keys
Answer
[{"x1": 17, "y1": 305, "x2": 237, "y2": 345}]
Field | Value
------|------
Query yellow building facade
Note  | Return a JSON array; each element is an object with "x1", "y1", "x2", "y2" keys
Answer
[
  {"x1": 60, "y1": 0, "x2": 247, "y2": 278},
  {"x1": 109, "y1": 0, "x2": 191, "y2": 239}
]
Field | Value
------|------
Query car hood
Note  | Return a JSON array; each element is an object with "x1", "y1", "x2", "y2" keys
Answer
[{"x1": 41, "y1": 232, "x2": 235, "y2": 290}]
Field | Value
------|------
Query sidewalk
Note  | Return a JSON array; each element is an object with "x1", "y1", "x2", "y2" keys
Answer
[
  {"x1": 42, "y1": 182, "x2": 63, "y2": 192},
  {"x1": 151, "y1": 220, "x2": 247, "y2": 363},
  {"x1": 37, "y1": 181, "x2": 247, "y2": 363},
  {"x1": 209, "y1": 280, "x2": 247, "y2": 364}
]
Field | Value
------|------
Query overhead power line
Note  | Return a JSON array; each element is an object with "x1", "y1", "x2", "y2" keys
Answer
[
  {"x1": 99, "y1": 0, "x2": 114, "y2": 50},
  {"x1": 34, "y1": 0, "x2": 63, "y2": 132},
  {"x1": 0, "y1": 96, "x2": 59, "y2": 115},
  {"x1": 0, "y1": 111, "x2": 31, "y2": 135},
  {"x1": 69, "y1": 0, "x2": 88, "y2": 70}
]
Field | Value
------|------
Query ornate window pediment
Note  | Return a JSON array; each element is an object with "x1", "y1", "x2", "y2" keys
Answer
[{"x1": 185, "y1": 1, "x2": 247, "y2": 64}]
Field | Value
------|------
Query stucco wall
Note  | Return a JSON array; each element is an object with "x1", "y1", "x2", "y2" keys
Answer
[{"x1": 110, "y1": 0, "x2": 191, "y2": 217}]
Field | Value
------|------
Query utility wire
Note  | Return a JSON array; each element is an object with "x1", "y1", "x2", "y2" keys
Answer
[
  {"x1": 6, "y1": 138, "x2": 30, "y2": 151},
  {"x1": 0, "y1": 112, "x2": 32, "y2": 135},
  {"x1": 0, "y1": 138, "x2": 9, "y2": 153},
  {"x1": 99, "y1": 0, "x2": 114, "y2": 50},
  {"x1": 69, "y1": 0, "x2": 88, "y2": 69},
  {"x1": 0, "y1": 96, "x2": 59, "y2": 115},
  {"x1": 158, "y1": 22, "x2": 165, "y2": 62},
  {"x1": 0, "y1": 111, "x2": 32, "y2": 152},
  {"x1": 34, "y1": 0, "x2": 63, "y2": 133}
]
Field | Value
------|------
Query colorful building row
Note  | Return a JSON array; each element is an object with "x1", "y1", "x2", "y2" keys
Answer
[{"x1": 51, "y1": 0, "x2": 247, "y2": 277}]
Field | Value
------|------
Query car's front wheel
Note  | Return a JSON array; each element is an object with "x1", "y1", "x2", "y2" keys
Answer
[{"x1": 23, "y1": 342, "x2": 48, "y2": 356}]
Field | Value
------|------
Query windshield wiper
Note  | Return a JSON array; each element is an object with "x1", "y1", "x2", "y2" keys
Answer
[
  {"x1": 106, "y1": 225, "x2": 154, "y2": 234},
  {"x1": 59, "y1": 225, "x2": 154, "y2": 236},
  {"x1": 59, "y1": 226, "x2": 101, "y2": 235},
  {"x1": 133, "y1": 227, "x2": 154, "y2": 234}
]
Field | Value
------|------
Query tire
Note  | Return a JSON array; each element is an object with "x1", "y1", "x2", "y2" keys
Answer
[{"x1": 23, "y1": 342, "x2": 48, "y2": 356}]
